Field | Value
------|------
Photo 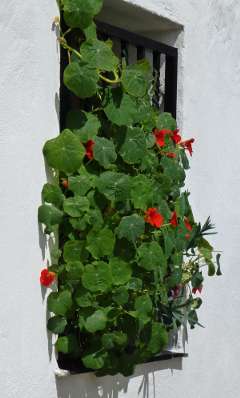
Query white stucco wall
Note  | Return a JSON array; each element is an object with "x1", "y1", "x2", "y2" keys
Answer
[{"x1": 1, "y1": 0, "x2": 240, "y2": 397}]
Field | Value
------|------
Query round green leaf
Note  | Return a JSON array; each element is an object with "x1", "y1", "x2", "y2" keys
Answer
[
  {"x1": 110, "y1": 257, "x2": 132, "y2": 285},
  {"x1": 156, "y1": 112, "x2": 177, "y2": 131},
  {"x1": 47, "y1": 316, "x2": 67, "y2": 334},
  {"x1": 135, "y1": 295, "x2": 152, "y2": 314},
  {"x1": 93, "y1": 137, "x2": 117, "y2": 168},
  {"x1": 38, "y1": 204, "x2": 63, "y2": 227},
  {"x1": 43, "y1": 129, "x2": 85, "y2": 174},
  {"x1": 65, "y1": 261, "x2": 84, "y2": 281},
  {"x1": 63, "y1": 240, "x2": 87, "y2": 262},
  {"x1": 64, "y1": 61, "x2": 98, "y2": 98},
  {"x1": 96, "y1": 171, "x2": 132, "y2": 202},
  {"x1": 131, "y1": 175, "x2": 153, "y2": 210},
  {"x1": 86, "y1": 227, "x2": 115, "y2": 259},
  {"x1": 42, "y1": 183, "x2": 64, "y2": 208},
  {"x1": 82, "y1": 261, "x2": 112, "y2": 292},
  {"x1": 55, "y1": 334, "x2": 79, "y2": 354},
  {"x1": 81, "y1": 39, "x2": 119, "y2": 71},
  {"x1": 119, "y1": 127, "x2": 147, "y2": 164},
  {"x1": 75, "y1": 287, "x2": 96, "y2": 307},
  {"x1": 47, "y1": 291, "x2": 72, "y2": 316},
  {"x1": 63, "y1": 0, "x2": 103, "y2": 29},
  {"x1": 122, "y1": 60, "x2": 151, "y2": 97},
  {"x1": 137, "y1": 241, "x2": 167, "y2": 275},
  {"x1": 102, "y1": 332, "x2": 127, "y2": 350},
  {"x1": 82, "y1": 350, "x2": 107, "y2": 370},
  {"x1": 84, "y1": 22, "x2": 97, "y2": 40},
  {"x1": 113, "y1": 286, "x2": 129, "y2": 305},
  {"x1": 63, "y1": 196, "x2": 90, "y2": 217},
  {"x1": 116, "y1": 214, "x2": 145, "y2": 242},
  {"x1": 85, "y1": 309, "x2": 107, "y2": 333},
  {"x1": 66, "y1": 110, "x2": 100, "y2": 143},
  {"x1": 104, "y1": 88, "x2": 137, "y2": 126},
  {"x1": 147, "y1": 322, "x2": 169, "y2": 354},
  {"x1": 68, "y1": 172, "x2": 95, "y2": 196}
]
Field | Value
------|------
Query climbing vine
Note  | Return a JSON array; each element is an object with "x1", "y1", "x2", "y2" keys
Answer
[{"x1": 38, "y1": 0, "x2": 222, "y2": 376}]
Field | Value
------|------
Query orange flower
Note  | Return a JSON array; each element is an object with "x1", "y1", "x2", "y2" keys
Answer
[
  {"x1": 145, "y1": 208, "x2": 164, "y2": 228},
  {"x1": 153, "y1": 129, "x2": 171, "y2": 148},
  {"x1": 170, "y1": 211, "x2": 178, "y2": 227},
  {"x1": 184, "y1": 217, "x2": 193, "y2": 231},
  {"x1": 171, "y1": 129, "x2": 182, "y2": 144},
  {"x1": 180, "y1": 138, "x2": 195, "y2": 156},
  {"x1": 85, "y1": 140, "x2": 95, "y2": 160},
  {"x1": 61, "y1": 179, "x2": 68, "y2": 189},
  {"x1": 166, "y1": 152, "x2": 176, "y2": 159},
  {"x1": 40, "y1": 269, "x2": 56, "y2": 287},
  {"x1": 184, "y1": 217, "x2": 193, "y2": 239}
]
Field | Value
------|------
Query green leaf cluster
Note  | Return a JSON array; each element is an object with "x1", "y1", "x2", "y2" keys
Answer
[{"x1": 39, "y1": 1, "x2": 221, "y2": 377}]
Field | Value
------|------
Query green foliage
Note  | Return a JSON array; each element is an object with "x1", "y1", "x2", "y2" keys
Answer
[
  {"x1": 42, "y1": 183, "x2": 64, "y2": 208},
  {"x1": 40, "y1": 4, "x2": 221, "y2": 376},
  {"x1": 110, "y1": 257, "x2": 132, "y2": 285},
  {"x1": 86, "y1": 227, "x2": 115, "y2": 258},
  {"x1": 137, "y1": 242, "x2": 167, "y2": 277},
  {"x1": 122, "y1": 60, "x2": 151, "y2": 97},
  {"x1": 48, "y1": 290, "x2": 72, "y2": 316},
  {"x1": 96, "y1": 171, "x2": 131, "y2": 202},
  {"x1": 63, "y1": 196, "x2": 90, "y2": 217},
  {"x1": 47, "y1": 316, "x2": 67, "y2": 334},
  {"x1": 38, "y1": 204, "x2": 63, "y2": 228},
  {"x1": 156, "y1": 112, "x2": 177, "y2": 131},
  {"x1": 93, "y1": 137, "x2": 117, "y2": 168},
  {"x1": 82, "y1": 261, "x2": 112, "y2": 292},
  {"x1": 147, "y1": 323, "x2": 169, "y2": 354},
  {"x1": 104, "y1": 88, "x2": 137, "y2": 126},
  {"x1": 66, "y1": 110, "x2": 100, "y2": 143},
  {"x1": 119, "y1": 127, "x2": 147, "y2": 164},
  {"x1": 63, "y1": 240, "x2": 87, "y2": 262},
  {"x1": 81, "y1": 39, "x2": 119, "y2": 71},
  {"x1": 84, "y1": 310, "x2": 107, "y2": 333},
  {"x1": 116, "y1": 214, "x2": 145, "y2": 242},
  {"x1": 43, "y1": 130, "x2": 85, "y2": 173},
  {"x1": 63, "y1": 0, "x2": 103, "y2": 29},
  {"x1": 55, "y1": 334, "x2": 79, "y2": 354},
  {"x1": 64, "y1": 61, "x2": 99, "y2": 98}
]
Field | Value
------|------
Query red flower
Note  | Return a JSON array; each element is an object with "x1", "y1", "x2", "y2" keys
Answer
[
  {"x1": 171, "y1": 129, "x2": 182, "y2": 144},
  {"x1": 40, "y1": 269, "x2": 56, "y2": 287},
  {"x1": 145, "y1": 208, "x2": 164, "y2": 228},
  {"x1": 170, "y1": 211, "x2": 178, "y2": 227},
  {"x1": 166, "y1": 152, "x2": 176, "y2": 159},
  {"x1": 184, "y1": 217, "x2": 193, "y2": 231},
  {"x1": 61, "y1": 179, "x2": 68, "y2": 189},
  {"x1": 192, "y1": 285, "x2": 203, "y2": 295},
  {"x1": 184, "y1": 217, "x2": 193, "y2": 239},
  {"x1": 85, "y1": 140, "x2": 95, "y2": 160},
  {"x1": 153, "y1": 129, "x2": 171, "y2": 148},
  {"x1": 180, "y1": 138, "x2": 195, "y2": 156}
]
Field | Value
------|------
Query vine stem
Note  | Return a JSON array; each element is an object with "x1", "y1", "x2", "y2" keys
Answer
[
  {"x1": 98, "y1": 73, "x2": 120, "y2": 84},
  {"x1": 58, "y1": 37, "x2": 82, "y2": 60}
]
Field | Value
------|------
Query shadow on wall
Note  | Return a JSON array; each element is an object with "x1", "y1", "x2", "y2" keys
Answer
[{"x1": 55, "y1": 358, "x2": 182, "y2": 398}]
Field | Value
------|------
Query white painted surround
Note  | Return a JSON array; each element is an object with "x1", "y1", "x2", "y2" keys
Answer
[{"x1": 1, "y1": 0, "x2": 240, "y2": 397}]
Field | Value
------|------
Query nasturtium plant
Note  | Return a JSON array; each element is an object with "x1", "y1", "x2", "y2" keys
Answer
[{"x1": 39, "y1": 0, "x2": 222, "y2": 377}]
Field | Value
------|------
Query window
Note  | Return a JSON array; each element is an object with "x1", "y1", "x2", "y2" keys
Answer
[{"x1": 58, "y1": 14, "x2": 186, "y2": 375}]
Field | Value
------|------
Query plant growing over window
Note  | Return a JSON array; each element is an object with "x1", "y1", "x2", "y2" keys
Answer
[{"x1": 38, "y1": 0, "x2": 222, "y2": 376}]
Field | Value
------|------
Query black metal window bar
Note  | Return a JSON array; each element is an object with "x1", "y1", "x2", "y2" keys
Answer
[
  {"x1": 97, "y1": 21, "x2": 178, "y2": 118},
  {"x1": 58, "y1": 23, "x2": 186, "y2": 374}
]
